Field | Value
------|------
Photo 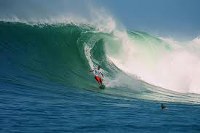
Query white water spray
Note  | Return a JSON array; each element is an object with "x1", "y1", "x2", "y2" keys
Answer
[{"x1": 108, "y1": 31, "x2": 200, "y2": 94}]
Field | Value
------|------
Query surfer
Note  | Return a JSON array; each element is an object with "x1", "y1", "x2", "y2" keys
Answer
[{"x1": 90, "y1": 65, "x2": 104, "y2": 86}]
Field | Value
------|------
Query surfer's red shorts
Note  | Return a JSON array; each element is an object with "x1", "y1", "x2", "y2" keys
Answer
[{"x1": 95, "y1": 76, "x2": 102, "y2": 83}]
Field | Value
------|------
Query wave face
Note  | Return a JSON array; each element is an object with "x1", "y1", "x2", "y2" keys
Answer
[
  {"x1": 0, "y1": 22, "x2": 102, "y2": 88},
  {"x1": 0, "y1": 21, "x2": 200, "y2": 103}
]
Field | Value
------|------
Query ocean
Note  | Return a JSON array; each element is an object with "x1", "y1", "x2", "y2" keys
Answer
[{"x1": 0, "y1": 21, "x2": 200, "y2": 132}]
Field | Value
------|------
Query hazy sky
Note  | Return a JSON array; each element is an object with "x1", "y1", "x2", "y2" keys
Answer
[
  {"x1": 0, "y1": 0, "x2": 199, "y2": 40},
  {"x1": 95, "y1": 0, "x2": 200, "y2": 40}
]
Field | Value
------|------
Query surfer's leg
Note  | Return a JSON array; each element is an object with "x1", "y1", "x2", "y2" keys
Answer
[
  {"x1": 99, "y1": 78, "x2": 102, "y2": 85},
  {"x1": 95, "y1": 76, "x2": 101, "y2": 85}
]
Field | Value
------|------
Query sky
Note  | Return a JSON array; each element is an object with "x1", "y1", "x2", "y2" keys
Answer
[
  {"x1": 95, "y1": 0, "x2": 200, "y2": 40},
  {"x1": 0, "y1": 0, "x2": 200, "y2": 40}
]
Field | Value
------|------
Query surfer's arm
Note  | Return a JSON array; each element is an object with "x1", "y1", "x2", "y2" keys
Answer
[{"x1": 100, "y1": 72, "x2": 104, "y2": 77}]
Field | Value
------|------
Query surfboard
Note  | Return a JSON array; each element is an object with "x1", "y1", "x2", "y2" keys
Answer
[{"x1": 99, "y1": 84, "x2": 105, "y2": 89}]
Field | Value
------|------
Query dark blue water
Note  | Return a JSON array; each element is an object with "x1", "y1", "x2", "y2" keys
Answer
[{"x1": 1, "y1": 80, "x2": 200, "y2": 133}]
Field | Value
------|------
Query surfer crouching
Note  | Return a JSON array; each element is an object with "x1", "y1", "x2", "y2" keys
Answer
[{"x1": 90, "y1": 65, "x2": 104, "y2": 86}]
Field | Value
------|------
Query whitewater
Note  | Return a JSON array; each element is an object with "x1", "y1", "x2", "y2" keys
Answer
[{"x1": 1, "y1": 7, "x2": 200, "y2": 132}]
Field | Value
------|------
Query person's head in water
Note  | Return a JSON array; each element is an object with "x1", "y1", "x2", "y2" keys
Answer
[
  {"x1": 98, "y1": 65, "x2": 101, "y2": 70},
  {"x1": 161, "y1": 103, "x2": 167, "y2": 110}
]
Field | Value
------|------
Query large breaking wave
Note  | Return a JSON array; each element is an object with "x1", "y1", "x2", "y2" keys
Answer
[{"x1": 0, "y1": 19, "x2": 200, "y2": 104}]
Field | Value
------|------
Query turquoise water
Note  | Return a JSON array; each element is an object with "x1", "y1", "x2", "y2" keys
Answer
[{"x1": 0, "y1": 22, "x2": 200, "y2": 132}]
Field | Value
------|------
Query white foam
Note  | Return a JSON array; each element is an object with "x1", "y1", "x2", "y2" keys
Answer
[
  {"x1": 0, "y1": 7, "x2": 116, "y2": 34},
  {"x1": 192, "y1": 37, "x2": 200, "y2": 45},
  {"x1": 108, "y1": 33, "x2": 200, "y2": 94}
]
